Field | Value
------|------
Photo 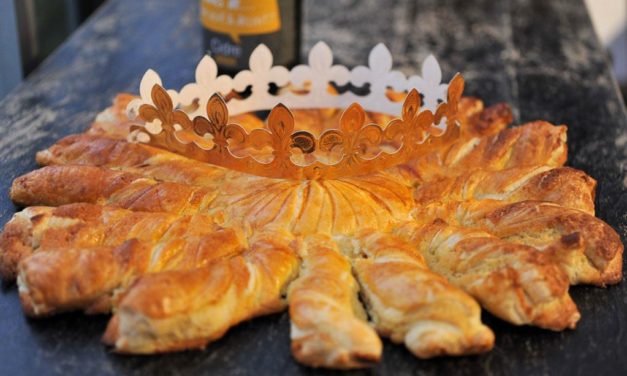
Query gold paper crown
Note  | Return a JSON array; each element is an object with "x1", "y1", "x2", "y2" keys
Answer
[{"x1": 128, "y1": 42, "x2": 464, "y2": 180}]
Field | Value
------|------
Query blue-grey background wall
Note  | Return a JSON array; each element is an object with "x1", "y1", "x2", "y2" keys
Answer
[
  {"x1": 0, "y1": 1, "x2": 22, "y2": 98},
  {"x1": 0, "y1": 0, "x2": 625, "y2": 102},
  {"x1": 0, "y1": 0, "x2": 104, "y2": 99}
]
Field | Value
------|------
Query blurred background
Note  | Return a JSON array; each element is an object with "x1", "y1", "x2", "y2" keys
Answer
[
  {"x1": 0, "y1": 0, "x2": 625, "y2": 102},
  {"x1": 1, "y1": 0, "x2": 104, "y2": 99}
]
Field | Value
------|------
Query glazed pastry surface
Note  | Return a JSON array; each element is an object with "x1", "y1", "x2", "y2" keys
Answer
[{"x1": 0, "y1": 94, "x2": 623, "y2": 369}]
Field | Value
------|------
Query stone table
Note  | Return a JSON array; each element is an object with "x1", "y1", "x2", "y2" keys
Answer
[{"x1": 0, "y1": 0, "x2": 625, "y2": 375}]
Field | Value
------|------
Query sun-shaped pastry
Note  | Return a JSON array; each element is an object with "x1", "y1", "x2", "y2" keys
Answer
[
  {"x1": 0, "y1": 39, "x2": 623, "y2": 368},
  {"x1": 0, "y1": 45, "x2": 623, "y2": 369}
]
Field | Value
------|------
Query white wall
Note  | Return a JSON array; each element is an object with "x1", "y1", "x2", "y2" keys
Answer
[{"x1": 585, "y1": 0, "x2": 627, "y2": 83}]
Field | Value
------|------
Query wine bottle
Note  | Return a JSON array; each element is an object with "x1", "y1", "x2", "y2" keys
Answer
[{"x1": 200, "y1": 0, "x2": 301, "y2": 75}]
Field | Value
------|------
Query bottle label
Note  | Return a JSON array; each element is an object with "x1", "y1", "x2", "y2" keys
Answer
[{"x1": 200, "y1": 0, "x2": 281, "y2": 43}]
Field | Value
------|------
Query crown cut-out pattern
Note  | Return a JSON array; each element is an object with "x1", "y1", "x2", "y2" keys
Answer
[{"x1": 128, "y1": 42, "x2": 464, "y2": 180}]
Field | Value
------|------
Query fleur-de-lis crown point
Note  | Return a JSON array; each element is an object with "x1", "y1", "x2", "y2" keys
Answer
[{"x1": 128, "y1": 43, "x2": 464, "y2": 180}]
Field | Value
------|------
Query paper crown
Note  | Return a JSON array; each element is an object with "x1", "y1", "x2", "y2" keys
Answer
[{"x1": 127, "y1": 42, "x2": 464, "y2": 180}]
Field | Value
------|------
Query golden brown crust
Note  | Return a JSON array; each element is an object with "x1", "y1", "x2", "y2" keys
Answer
[
  {"x1": 481, "y1": 201, "x2": 623, "y2": 285},
  {"x1": 18, "y1": 239, "x2": 151, "y2": 316},
  {"x1": 413, "y1": 200, "x2": 623, "y2": 286},
  {"x1": 11, "y1": 164, "x2": 416, "y2": 236},
  {"x1": 214, "y1": 171, "x2": 414, "y2": 235},
  {"x1": 11, "y1": 165, "x2": 218, "y2": 214},
  {"x1": 0, "y1": 95, "x2": 622, "y2": 367},
  {"x1": 461, "y1": 100, "x2": 513, "y2": 138},
  {"x1": 11, "y1": 166, "x2": 138, "y2": 207},
  {"x1": 10, "y1": 164, "x2": 414, "y2": 236},
  {"x1": 289, "y1": 108, "x2": 343, "y2": 136},
  {"x1": 395, "y1": 222, "x2": 580, "y2": 330},
  {"x1": 402, "y1": 121, "x2": 568, "y2": 182},
  {"x1": 388, "y1": 100, "x2": 513, "y2": 183},
  {"x1": 36, "y1": 134, "x2": 154, "y2": 167},
  {"x1": 149, "y1": 227, "x2": 247, "y2": 271},
  {"x1": 413, "y1": 166, "x2": 596, "y2": 214},
  {"x1": 36, "y1": 134, "x2": 227, "y2": 187},
  {"x1": 0, "y1": 203, "x2": 227, "y2": 281},
  {"x1": 0, "y1": 204, "x2": 120, "y2": 280},
  {"x1": 0, "y1": 207, "x2": 48, "y2": 279},
  {"x1": 86, "y1": 93, "x2": 137, "y2": 139},
  {"x1": 456, "y1": 97, "x2": 485, "y2": 128},
  {"x1": 377, "y1": 97, "x2": 511, "y2": 140},
  {"x1": 31, "y1": 142, "x2": 418, "y2": 236},
  {"x1": 344, "y1": 230, "x2": 495, "y2": 358},
  {"x1": 288, "y1": 235, "x2": 382, "y2": 368},
  {"x1": 103, "y1": 230, "x2": 299, "y2": 354},
  {"x1": 17, "y1": 227, "x2": 246, "y2": 317}
]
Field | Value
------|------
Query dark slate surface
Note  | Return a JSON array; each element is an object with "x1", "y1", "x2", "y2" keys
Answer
[{"x1": 0, "y1": 0, "x2": 626, "y2": 375}]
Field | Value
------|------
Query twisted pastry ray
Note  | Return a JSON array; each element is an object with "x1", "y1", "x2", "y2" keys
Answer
[
  {"x1": 413, "y1": 166, "x2": 596, "y2": 214},
  {"x1": 395, "y1": 222, "x2": 580, "y2": 330},
  {"x1": 342, "y1": 230, "x2": 495, "y2": 357},
  {"x1": 11, "y1": 165, "x2": 219, "y2": 214},
  {"x1": 401, "y1": 121, "x2": 567, "y2": 182},
  {"x1": 102, "y1": 230, "x2": 299, "y2": 353},
  {"x1": 0, "y1": 203, "x2": 221, "y2": 280},
  {"x1": 413, "y1": 200, "x2": 623, "y2": 285},
  {"x1": 288, "y1": 235, "x2": 382, "y2": 368},
  {"x1": 17, "y1": 227, "x2": 246, "y2": 316}
]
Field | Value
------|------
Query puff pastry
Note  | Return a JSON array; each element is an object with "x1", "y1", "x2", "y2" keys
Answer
[
  {"x1": 413, "y1": 200, "x2": 623, "y2": 285},
  {"x1": 288, "y1": 235, "x2": 382, "y2": 368},
  {"x1": 395, "y1": 222, "x2": 580, "y2": 330},
  {"x1": 10, "y1": 164, "x2": 415, "y2": 236},
  {"x1": 36, "y1": 133, "x2": 227, "y2": 188},
  {"x1": 102, "y1": 230, "x2": 299, "y2": 353},
  {"x1": 11, "y1": 165, "x2": 219, "y2": 214},
  {"x1": 18, "y1": 240, "x2": 152, "y2": 316},
  {"x1": 343, "y1": 230, "x2": 495, "y2": 357},
  {"x1": 18, "y1": 226, "x2": 246, "y2": 316},
  {"x1": 0, "y1": 203, "x2": 221, "y2": 280},
  {"x1": 413, "y1": 166, "x2": 596, "y2": 214},
  {"x1": 401, "y1": 121, "x2": 568, "y2": 182},
  {"x1": 0, "y1": 94, "x2": 623, "y2": 369}
]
